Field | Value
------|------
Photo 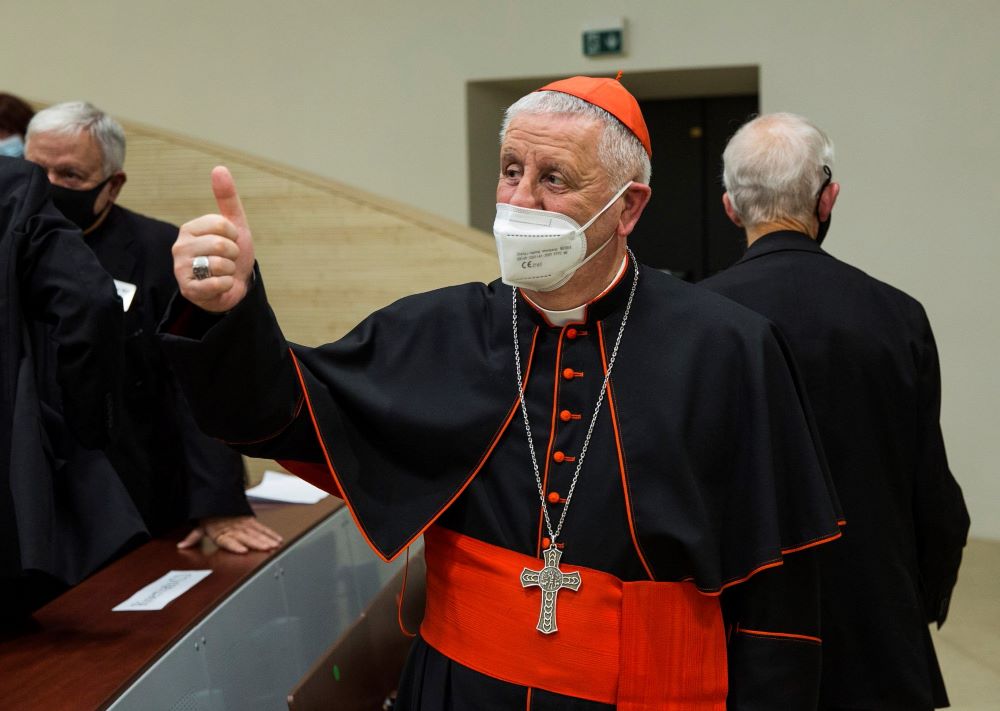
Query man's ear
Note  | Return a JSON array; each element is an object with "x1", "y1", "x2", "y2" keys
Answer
[
  {"x1": 818, "y1": 182, "x2": 839, "y2": 221},
  {"x1": 722, "y1": 193, "x2": 743, "y2": 227},
  {"x1": 106, "y1": 171, "x2": 127, "y2": 203},
  {"x1": 618, "y1": 182, "x2": 652, "y2": 237}
]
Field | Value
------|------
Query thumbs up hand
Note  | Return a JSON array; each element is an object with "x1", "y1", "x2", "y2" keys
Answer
[{"x1": 172, "y1": 166, "x2": 256, "y2": 313}]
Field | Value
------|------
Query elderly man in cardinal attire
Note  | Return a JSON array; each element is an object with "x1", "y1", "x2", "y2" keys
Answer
[{"x1": 159, "y1": 76, "x2": 844, "y2": 709}]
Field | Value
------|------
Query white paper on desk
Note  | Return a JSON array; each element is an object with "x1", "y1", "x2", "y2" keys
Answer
[
  {"x1": 246, "y1": 469, "x2": 330, "y2": 504},
  {"x1": 112, "y1": 570, "x2": 212, "y2": 612}
]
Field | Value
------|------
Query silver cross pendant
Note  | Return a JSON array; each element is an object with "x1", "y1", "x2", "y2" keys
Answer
[{"x1": 520, "y1": 544, "x2": 582, "y2": 634}]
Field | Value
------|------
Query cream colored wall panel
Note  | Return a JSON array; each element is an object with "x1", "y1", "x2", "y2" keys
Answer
[{"x1": 112, "y1": 121, "x2": 497, "y2": 483}]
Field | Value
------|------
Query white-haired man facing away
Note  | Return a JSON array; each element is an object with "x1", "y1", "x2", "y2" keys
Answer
[{"x1": 701, "y1": 112, "x2": 969, "y2": 711}]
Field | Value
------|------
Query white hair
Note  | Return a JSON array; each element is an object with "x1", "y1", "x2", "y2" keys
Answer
[
  {"x1": 26, "y1": 101, "x2": 126, "y2": 176},
  {"x1": 722, "y1": 112, "x2": 834, "y2": 228},
  {"x1": 501, "y1": 91, "x2": 652, "y2": 187}
]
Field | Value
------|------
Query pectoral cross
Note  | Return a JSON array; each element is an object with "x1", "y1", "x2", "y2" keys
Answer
[{"x1": 520, "y1": 545, "x2": 581, "y2": 634}]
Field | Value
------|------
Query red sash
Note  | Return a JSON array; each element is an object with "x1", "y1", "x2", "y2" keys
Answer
[{"x1": 420, "y1": 526, "x2": 727, "y2": 709}]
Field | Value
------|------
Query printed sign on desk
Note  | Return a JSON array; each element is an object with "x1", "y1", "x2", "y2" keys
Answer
[{"x1": 113, "y1": 570, "x2": 212, "y2": 612}]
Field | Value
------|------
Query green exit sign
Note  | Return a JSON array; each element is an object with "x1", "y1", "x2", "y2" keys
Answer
[{"x1": 583, "y1": 28, "x2": 624, "y2": 57}]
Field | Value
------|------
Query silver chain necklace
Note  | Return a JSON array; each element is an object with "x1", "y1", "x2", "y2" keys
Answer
[{"x1": 513, "y1": 249, "x2": 639, "y2": 634}]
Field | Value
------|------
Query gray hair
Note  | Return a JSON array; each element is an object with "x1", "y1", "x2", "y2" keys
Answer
[
  {"x1": 722, "y1": 112, "x2": 834, "y2": 228},
  {"x1": 501, "y1": 91, "x2": 652, "y2": 187},
  {"x1": 26, "y1": 101, "x2": 126, "y2": 177}
]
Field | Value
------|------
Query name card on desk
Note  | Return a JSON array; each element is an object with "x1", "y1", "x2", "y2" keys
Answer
[{"x1": 113, "y1": 570, "x2": 212, "y2": 612}]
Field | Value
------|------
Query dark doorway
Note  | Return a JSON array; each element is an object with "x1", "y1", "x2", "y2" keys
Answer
[{"x1": 629, "y1": 95, "x2": 758, "y2": 281}]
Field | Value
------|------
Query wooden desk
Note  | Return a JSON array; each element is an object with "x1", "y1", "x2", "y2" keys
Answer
[{"x1": 0, "y1": 498, "x2": 350, "y2": 711}]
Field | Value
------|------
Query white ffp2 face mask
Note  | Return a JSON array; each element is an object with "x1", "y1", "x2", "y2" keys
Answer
[{"x1": 493, "y1": 182, "x2": 632, "y2": 292}]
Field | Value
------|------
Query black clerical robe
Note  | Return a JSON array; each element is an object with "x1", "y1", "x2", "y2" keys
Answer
[
  {"x1": 701, "y1": 231, "x2": 969, "y2": 711},
  {"x1": 161, "y1": 257, "x2": 843, "y2": 709},
  {"x1": 1, "y1": 158, "x2": 145, "y2": 623}
]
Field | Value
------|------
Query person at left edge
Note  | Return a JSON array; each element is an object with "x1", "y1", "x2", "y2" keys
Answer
[
  {"x1": 0, "y1": 93, "x2": 34, "y2": 158},
  {"x1": 24, "y1": 102, "x2": 282, "y2": 553}
]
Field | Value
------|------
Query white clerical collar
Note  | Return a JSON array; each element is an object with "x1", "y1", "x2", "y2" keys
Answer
[{"x1": 525, "y1": 256, "x2": 629, "y2": 327}]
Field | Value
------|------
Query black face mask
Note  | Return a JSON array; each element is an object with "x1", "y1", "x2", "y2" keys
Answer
[
  {"x1": 815, "y1": 165, "x2": 832, "y2": 245},
  {"x1": 49, "y1": 176, "x2": 113, "y2": 231}
]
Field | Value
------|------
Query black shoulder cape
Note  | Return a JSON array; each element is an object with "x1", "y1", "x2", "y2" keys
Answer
[{"x1": 163, "y1": 262, "x2": 842, "y2": 592}]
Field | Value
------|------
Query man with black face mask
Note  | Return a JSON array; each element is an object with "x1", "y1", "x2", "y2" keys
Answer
[
  {"x1": 699, "y1": 113, "x2": 969, "y2": 711},
  {"x1": 24, "y1": 102, "x2": 282, "y2": 555}
]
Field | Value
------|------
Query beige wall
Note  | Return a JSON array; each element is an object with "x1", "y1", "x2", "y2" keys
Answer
[{"x1": 4, "y1": 1, "x2": 998, "y2": 537}]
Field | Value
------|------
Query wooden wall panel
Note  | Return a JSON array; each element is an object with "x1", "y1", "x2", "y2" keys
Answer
[{"x1": 114, "y1": 122, "x2": 500, "y2": 483}]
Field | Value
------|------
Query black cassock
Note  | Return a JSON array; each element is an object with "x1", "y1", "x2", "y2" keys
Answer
[
  {"x1": 84, "y1": 205, "x2": 252, "y2": 534},
  {"x1": 161, "y1": 257, "x2": 843, "y2": 709},
  {"x1": 0, "y1": 158, "x2": 145, "y2": 623},
  {"x1": 701, "y1": 231, "x2": 969, "y2": 711}
]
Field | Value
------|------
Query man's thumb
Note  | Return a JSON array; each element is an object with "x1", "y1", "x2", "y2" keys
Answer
[{"x1": 211, "y1": 166, "x2": 249, "y2": 232}]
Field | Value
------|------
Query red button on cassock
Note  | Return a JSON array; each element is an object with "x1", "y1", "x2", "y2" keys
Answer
[
  {"x1": 566, "y1": 328, "x2": 578, "y2": 339},
  {"x1": 547, "y1": 491, "x2": 561, "y2": 503},
  {"x1": 562, "y1": 368, "x2": 576, "y2": 380},
  {"x1": 553, "y1": 451, "x2": 566, "y2": 463},
  {"x1": 559, "y1": 409, "x2": 573, "y2": 422}
]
